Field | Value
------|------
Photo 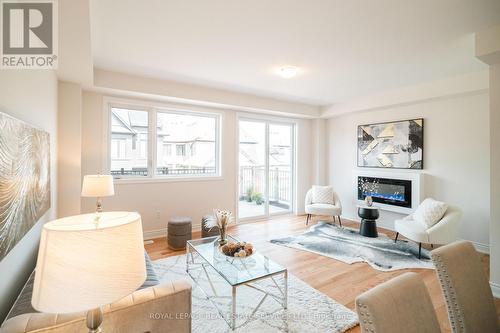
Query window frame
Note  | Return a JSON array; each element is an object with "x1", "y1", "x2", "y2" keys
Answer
[{"x1": 103, "y1": 97, "x2": 222, "y2": 184}]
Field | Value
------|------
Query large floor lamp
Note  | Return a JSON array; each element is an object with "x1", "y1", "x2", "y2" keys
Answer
[{"x1": 31, "y1": 212, "x2": 146, "y2": 332}]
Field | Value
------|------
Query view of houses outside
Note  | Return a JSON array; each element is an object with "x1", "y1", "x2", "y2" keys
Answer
[
  {"x1": 110, "y1": 107, "x2": 217, "y2": 177},
  {"x1": 156, "y1": 112, "x2": 216, "y2": 175},
  {"x1": 239, "y1": 121, "x2": 293, "y2": 218},
  {"x1": 110, "y1": 108, "x2": 149, "y2": 176}
]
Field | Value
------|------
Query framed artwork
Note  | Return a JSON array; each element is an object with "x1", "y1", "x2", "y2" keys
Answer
[
  {"x1": 357, "y1": 118, "x2": 423, "y2": 169},
  {"x1": 0, "y1": 112, "x2": 51, "y2": 261}
]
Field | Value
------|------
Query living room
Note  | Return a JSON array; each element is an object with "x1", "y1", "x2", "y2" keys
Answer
[{"x1": 1, "y1": 1, "x2": 499, "y2": 332}]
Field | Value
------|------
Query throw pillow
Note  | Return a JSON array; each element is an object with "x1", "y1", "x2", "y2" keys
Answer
[
  {"x1": 312, "y1": 185, "x2": 334, "y2": 205},
  {"x1": 413, "y1": 198, "x2": 448, "y2": 228},
  {"x1": 139, "y1": 252, "x2": 160, "y2": 289}
]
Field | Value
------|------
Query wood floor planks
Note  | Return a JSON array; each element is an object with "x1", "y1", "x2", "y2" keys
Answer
[{"x1": 145, "y1": 214, "x2": 500, "y2": 333}]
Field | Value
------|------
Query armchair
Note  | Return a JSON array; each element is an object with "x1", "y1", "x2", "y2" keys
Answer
[
  {"x1": 305, "y1": 188, "x2": 342, "y2": 226},
  {"x1": 0, "y1": 281, "x2": 192, "y2": 333},
  {"x1": 394, "y1": 205, "x2": 462, "y2": 258}
]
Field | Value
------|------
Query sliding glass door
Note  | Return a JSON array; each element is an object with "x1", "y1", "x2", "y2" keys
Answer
[
  {"x1": 268, "y1": 124, "x2": 293, "y2": 214},
  {"x1": 238, "y1": 119, "x2": 294, "y2": 220},
  {"x1": 238, "y1": 120, "x2": 267, "y2": 218}
]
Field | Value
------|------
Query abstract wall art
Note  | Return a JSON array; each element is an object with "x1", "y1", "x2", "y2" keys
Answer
[
  {"x1": 0, "y1": 112, "x2": 50, "y2": 261},
  {"x1": 357, "y1": 119, "x2": 423, "y2": 169}
]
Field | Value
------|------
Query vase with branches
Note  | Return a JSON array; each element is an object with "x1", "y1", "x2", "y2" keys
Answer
[{"x1": 204, "y1": 209, "x2": 234, "y2": 245}]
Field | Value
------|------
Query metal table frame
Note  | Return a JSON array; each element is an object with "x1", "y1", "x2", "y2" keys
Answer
[{"x1": 186, "y1": 238, "x2": 288, "y2": 330}]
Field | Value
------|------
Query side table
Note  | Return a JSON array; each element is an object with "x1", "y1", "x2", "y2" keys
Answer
[{"x1": 358, "y1": 205, "x2": 379, "y2": 238}]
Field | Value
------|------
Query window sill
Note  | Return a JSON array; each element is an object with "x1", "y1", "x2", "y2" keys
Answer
[{"x1": 113, "y1": 175, "x2": 224, "y2": 185}]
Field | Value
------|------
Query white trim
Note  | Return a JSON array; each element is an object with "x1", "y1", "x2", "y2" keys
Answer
[
  {"x1": 102, "y1": 96, "x2": 222, "y2": 181},
  {"x1": 468, "y1": 241, "x2": 490, "y2": 254},
  {"x1": 343, "y1": 215, "x2": 491, "y2": 254},
  {"x1": 114, "y1": 175, "x2": 225, "y2": 185},
  {"x1": 143, "y1": 224, "x2": 202, "y2": 241},
  {"x1": 237, "y1": 111, "x2": 301, "y2": 124},
  {"x1": 142, "y1": 228, "x2": 167, "y2": 240},
  {"x1": 265, "y1": 121, "x2": 270, "y2": 217},
  {"x1": 490, "y1": 281, "x2": 500, "y2": 299}
]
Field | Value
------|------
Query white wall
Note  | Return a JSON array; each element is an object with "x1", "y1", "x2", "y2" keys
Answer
[
  {"x1": 57, "y1": 81, "x2": 82, "y2": 217},
  {"x1": 326, "y1": 92, "x2": 490, "y2": 250},
  {"x1": 0, "y1": 71, "x2": 58, "y2": 323},
  {"x1": 81, "y1": 91, "x2": 314, "y2": 238}
]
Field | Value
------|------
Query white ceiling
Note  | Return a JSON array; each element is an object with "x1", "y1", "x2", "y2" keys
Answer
[{"x1": 90, "y1": 0, "x2": 500, "y2": 106}]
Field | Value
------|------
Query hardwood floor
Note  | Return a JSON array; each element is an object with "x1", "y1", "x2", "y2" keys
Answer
[{"x1": 145, "y1": 214, "x2": 500, "y2": 332}]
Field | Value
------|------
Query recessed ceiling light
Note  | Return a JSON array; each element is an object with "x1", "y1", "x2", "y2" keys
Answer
[{"x1": 277, "y1": 66, "x2": 299, "y2": 79}]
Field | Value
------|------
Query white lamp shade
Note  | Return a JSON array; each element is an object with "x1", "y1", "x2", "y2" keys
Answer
[
  {"x1": 81, "y1": 175, "x2": 114, "y2": 197},
  {"x1": 32, "y1": 212, "x2": 146, "y2": 313}
]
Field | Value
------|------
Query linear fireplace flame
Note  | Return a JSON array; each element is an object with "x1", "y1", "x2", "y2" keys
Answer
[{"x1": 358, "y1": 176, "x2": 412, "y2": 208}]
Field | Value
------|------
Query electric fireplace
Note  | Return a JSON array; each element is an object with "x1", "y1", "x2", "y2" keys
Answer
[{"x1": 358, "y1": 176, "x2": 412, "y2": 208}]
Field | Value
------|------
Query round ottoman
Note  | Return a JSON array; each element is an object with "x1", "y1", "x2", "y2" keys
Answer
[
  {"x1": 168, "y1": 217, "x2": 192, "y2": 250},
  {"x1": 201, "y1": 214, "x2": 219, "y2": 238}
]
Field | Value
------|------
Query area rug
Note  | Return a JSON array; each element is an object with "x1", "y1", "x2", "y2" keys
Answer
[
  {"x1": 270, "y1": 222, "x2": 434, "y2": 271},
  {"x1": 153, "y1": 254, "x2": 358, "y2": 333}
]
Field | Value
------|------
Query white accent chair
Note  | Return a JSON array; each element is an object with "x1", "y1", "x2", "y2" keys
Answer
[
  {"x1": 394, "y1": 205, "x2": 462, "y2": 258},
  {"x1": 305, "y1": 188, "x2": 342, "y2": 226}
]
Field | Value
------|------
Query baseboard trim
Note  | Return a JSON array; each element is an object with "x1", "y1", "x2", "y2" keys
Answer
[
  {"x1": 490, "y1": 281, "x2": 500, "y2": 298},
  {"x1": 340, "y1": 215, "x2": 490, "y2": 254},
  {"x1": 143, "y1": 224, "x2": 202, "y2": 241},
  {"x1": 143, "y1": 228, "x2": 167, "y2": 240},
  {"x1": 469, "y1": 241, "x2": 490, "y2": 254}
]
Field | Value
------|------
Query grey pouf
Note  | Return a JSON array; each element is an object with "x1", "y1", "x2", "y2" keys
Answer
[
  {"x1": 201, "y1": 214, "x2": 220, "y2": 238},
  {"x1": 168, "y1": 217, "x2": 192, "y2": 250}
]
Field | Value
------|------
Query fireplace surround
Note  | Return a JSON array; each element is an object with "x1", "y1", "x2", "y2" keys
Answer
[{"x1": 355, "y1": 170, "x2": 423, "y2": 214}]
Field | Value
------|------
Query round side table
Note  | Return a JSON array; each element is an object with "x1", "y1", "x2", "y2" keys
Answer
[{"x1": 358, "y1": 206, "x2": 380, "y2": 238}]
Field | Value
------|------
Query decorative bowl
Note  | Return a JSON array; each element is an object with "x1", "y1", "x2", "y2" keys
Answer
[{"x1": 219, "y1": 241, "x2": 255, "y2": 258}]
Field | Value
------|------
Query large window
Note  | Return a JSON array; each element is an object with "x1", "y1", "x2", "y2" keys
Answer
[
  {"x1": 156, "y1": 111, "x2": 217, "y2": 176},
  {"x1": 109, "y1": 103, "x2": 220, "y2": 180},
  {"x1": 110, "y1": 108, "x2": 149, "y2": 176}
]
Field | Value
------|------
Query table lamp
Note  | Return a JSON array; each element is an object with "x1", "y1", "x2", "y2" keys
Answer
[
  {"x1": 81, "y1": 175, "x2": 115, "y2": 212},
  {"x1": 31, "y1": 212, "x2": 146, "y2": 333}
]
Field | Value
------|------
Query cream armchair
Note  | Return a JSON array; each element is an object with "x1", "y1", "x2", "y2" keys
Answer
[
  {"x1": 305, "y1": 188, "x2": 342, "y2": 226},
  {"x1": 355, "y1": 272, "x2": 440, "y2": 333},
  {"x1": 0, "y1": 281, "x2": 192, "y2": 333},
  {"x1": 431, "y1": 241, "x2": 500, "y2": 332},
  {"x1": 394, "y1": 205, "x2": 462, "y2": 258}
]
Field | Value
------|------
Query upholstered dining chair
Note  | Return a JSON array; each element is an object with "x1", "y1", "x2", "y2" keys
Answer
[
  {"x1": 355, "y1": 272, "x2": 441, "y2": 333},
  {"x1": 394, "y1": 204, "x2": 462, "y2": 258},
  {"x1": 304, "y1": 186, "x2": 342, "y2": 226},
  {"x1": 431, "y1": 241, "x2": 500, "y2": 333}
]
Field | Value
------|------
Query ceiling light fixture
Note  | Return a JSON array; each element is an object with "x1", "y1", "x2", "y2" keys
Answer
[{"x1": 277, "y1": 66, "x2": 299, "y2": 79}]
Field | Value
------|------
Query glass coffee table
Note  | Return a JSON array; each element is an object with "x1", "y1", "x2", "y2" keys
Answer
[{"x1": 186, "y1": 235, "x2": 288, "y2": 330}]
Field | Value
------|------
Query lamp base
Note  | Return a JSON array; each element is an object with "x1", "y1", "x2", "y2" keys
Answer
[
  {"x1": 86, "y1": 307, "x2": 103, "y2": 333},
  {"x1": 96, "y1": 197, "x2": 103, "y2": 213}
]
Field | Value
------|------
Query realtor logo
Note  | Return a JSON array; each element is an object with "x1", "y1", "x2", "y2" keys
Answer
[{"x1": 1, "y1": 0, "x2": 58, "y2": 69}]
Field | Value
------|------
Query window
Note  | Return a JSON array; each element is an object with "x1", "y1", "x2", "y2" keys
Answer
[
  {"x1": 176, "y1": 144, "x2": 186, "y2": 156},
  {"x1": 109, "y1": 103, "x2": 220, "y2": 180},
  {"x1": 110, "y1": 108, "x2": 149, "y2": 177},
  {"x1": 164, "y1": 144, "x2": 172, "y2": 156},
  {"x1": 156, "y1": 111, "x2": 217, "y2": 176}
]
